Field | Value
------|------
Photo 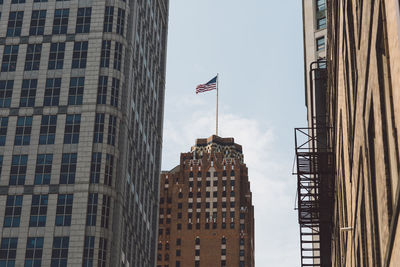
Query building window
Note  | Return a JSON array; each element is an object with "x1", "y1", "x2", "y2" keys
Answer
[
  {"x1": 116, "y1": 8, "x2": 125, "y2": 36},
  {"x1": 100, "y1": 40, "x2": 111, "y2": 68},
  {"x1": 113, "y1": 42, "x2": 122, "y2": 70},
  {"x1": 4, "y1": 195, "x2": 23, "y2": 227},
  {"x1": 15, "y1": 116, "x2": 32, "y2": 146},
  {"x1": 98, "y1": 238, "x2": 107, "y2": 267},
  {"x1": 2, "y1": 45, "x2": 19, "y2": 72},
  {"x1": 44, "y1": 78, "x2": 61, "y2": 106},
  {"x1": 25, "y1": 44, "x2": 42, "y2": 71},
  {"x1": 29, "y1": 194, "x2": 48, "y2": 227},
  {"x1": 317, "y1": 0, "x2": 326, "y2": 11},
  {"x1": 97, "y1": 76, "x2": 108, "y2": 104},
  {"x1": 90, "y1": 152, "x2": 102, "y2": 184},
  {"x1": 64, "y1": 114, "x2": 81, "y2": 144},
  {"x1": 39, "y1": 115, "x2": 57, "y2": 145},
  {"x1": 0, "y1": 81, "x2": 13, "y2": 108},
  {"x1": 48, "y1": 42, "x2": 65, "y2": 69},
  {"x1": 87, "y1": 193, "x2": 98, "y2": 226},
  {"x1": 25, "y1": 237, "x2": 44, "y2": 267},
  {"x1": 10, "y1": 155, "x2": 27, "y2": 185},
  {"x1": 68, "y1": 77, "x2": 84, "y2": 105},
  {"x1": 20, "y1": 79, "x2": 37, "y2": 107},
  {"x1": 101, "y1": 195, "x2": 110, "y2": 228},
  {"x1": 7, "y1": 11, "x2": 23, "y2": 37},
  {"x1": 34, "y1": 154, "x2": 53, "y2": 185},
  {"x1": 316, "y1": 37, "x2": 325, "y2": 51},
  {"x1": 53, "y1": 9, "x2": 69, "y2": 34},
  {"x1": 0, "y1": 118, "x2": 7, "y2": 146},
  {"x1": 111, "y1": 78, "x2": 119, "y2": 107},
  {"x1": 317, "y1": 17, "x2": 326, "y2": 29},
  {"x1": 0, "y1": 238, "x2": 18, "y2": 266},
  {"x1": 30, "y1": 10, "x2": 46, "y2": 36},
  {"x1": 103, "y1": 6, "x2": 114, "y2": 32},
  {"x1": 107, "y1": 116, "x2": 116, "y2": 146},
  {"x1": 72, "y1": 41, "x2": 88, "y2": 69},
  {"x1": 93, "y1": 113, "x2": 105, "y2": 143},
  {"x1": 104, "y1": 154, "x2": 114, "y2": 186},
  {"x1": 55, "y1": 194, "x2": 73, "y2": 226},
  {"x1": 51, "y1": 237, "x2": 69, "y2": 267},
  {"x1": 83, "y1": 236, "x2": 95, "y2": 267},
  {"x1": 60, "y1": 153, "x2": 77, "y2": 184},
  {"x1": 76, "y1": 7, "x2": 91, "y2": 33}
]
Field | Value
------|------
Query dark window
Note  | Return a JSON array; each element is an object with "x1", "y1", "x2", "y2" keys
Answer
[
  {"x1": 7, "y1": 11, "x2": 23, "y2": 37},
  {"x1": 72, "y1": 41, "x2": 88, "y2": 69},
  {"x1": 25, "y1": 237, "x2": 44, "y2": 266},
  {"x1": 93, "y1": 113, "x2": 105, "y2": 143},
  {"x1": 44, "y1": 78, "x2": 61, "y2": 106},
  {"x1": 107, "y1": 115, "x2": 116, "y2": 146},
  {"x1": 29, "y1": 195, "x2": 48, "y2": 227},
  {"x1": 51, "y1": 237, "x2": 69, "y2": 267},
  {"x1": 39, "y1": 115, "x2": 57, "y2": 145},
  {"x1": 53, "y1": 9, "x2": 69, "y2": 34},
  {"x1": 97, "y1": 76, "x2": 108, "y2": 104},
  {"x1": 15, "y1": 116, "x2": 32, "y2": 146},
  {"x1": 221, "y1": 237, "x2": 226, "y2": 244},
  {"x1": 0, "y1": 81, "x2": 13, "y2": 108},
  {"x1": 4, "y1": 195, "x2": 22, "y2": 227},
  {"x1": 34, "y1": 154, "x2": 53, "y2": 185},
  {"x1": 110, "y1": 78, "x2": 119, "y2": 107},
  {"x1": 103, "y1": 6, "x2": 114, "y2": 32},
  {"x1": 116, "y1": 8, "x2": 125, "y2": 35},
  {"x1": 25, "y1": 44, "x2": 42, "y2": 71},
  {"x1": 30, "y1": 10, "x2": 46, "y2": 36},
  {"x1": 0, "y1": 238, "x2": 18, "y2": 266},
  {"x1": 0, "y1": 117, "x2": 7, "y2": 145},
  {"x1": 68, "y1": 77, "x2": 84, "y2": 105},
  {"x1": 87, "y1": 193, "x2": 98, "y2": 226},
  {"x1": 90, "y1": 152, "x2": 101, "y2": 184},
  {"x1": 48, "y1": 43, "x2": 65, "y2": 69},
  {"x1": 104, "y1": 154, "x2": 114, "y2": 186},
  {"x1": 316, "y1": 37, "x2": 325, "y2": 51},
  {"x1": 10, "y1": 155, "x2": 27, "y2": 185},
  {"x1": 20, "y1": 79, "x2": 37, "y2": 107},
  {"x1": 64, "y1": 114, "x2": 81, "y2": 144},
  {"x1": 317, "y1": 17, "x2": 327, "y2": 29},
  {"x1": 113, "y1": 42, "x2": 122, "y2": 70},
  {"x1": 101, "y1": 195, "x2": 110, "y2": 228},
  {"x1": 60, "y1": 153, "x2": 77, "y2": 184},
  {"x1": 55, "y1": 194, "x2": 73, "y2": 226},
  {"x1": 176, "y1": 239, "x2": 181, "y2": 246},
  {"x1": 98, "y1": 238, "x2": 107, "y2": 267},
  {"x1": 2, "y1": 45, "x2": 19, "y2": 72},
  {"x1": 100, "y1": 40, "x2": 111, "y2": 68},
  {"x1": 83, "y1": 236, "x2": 95, "y2": 267},
  {"x1": 76, "y1": 7, "x2": 91, "y2": 33}
]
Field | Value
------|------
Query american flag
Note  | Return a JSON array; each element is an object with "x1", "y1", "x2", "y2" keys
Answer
[{"x1": 196, "y1": 76, "x2": 217, "y2": 94}]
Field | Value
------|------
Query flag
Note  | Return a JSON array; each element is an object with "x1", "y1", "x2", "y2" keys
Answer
[{"x1": 196, "y1": 76, "x2": 217, "y2": 94}]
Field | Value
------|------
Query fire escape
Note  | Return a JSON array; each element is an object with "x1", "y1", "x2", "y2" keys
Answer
[{"x1": 294, "y1": 61, "x2": 334, "y2": 267}]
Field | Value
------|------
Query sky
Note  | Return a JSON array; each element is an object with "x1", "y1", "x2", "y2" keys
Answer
[{"x1": 161, "y1": 1, "x2": 306, "y2": 266}]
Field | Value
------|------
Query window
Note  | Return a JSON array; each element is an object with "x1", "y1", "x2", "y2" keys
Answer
[
  {"x1": 104, "y1": 6, "x2": 114, "y2": 32},
  {"x1": 53, "y1": 9, "x2": 69, "y2": 34},
  {"x1": 51, "y1": 237, "x2": 69, "y2": 267},
  {"x1": 2, "y1": 45, "x2": 19, "y2": 72},
  {"x1": 20, "y1": 79, "x2": 37, "y2": 107},
  {"x1": 90, "y1": 152, "x2": 101, "y2": 184},
  {"x1": 25, "y1": 44, "x2": 42, "y2": 71},
  {"x1": 0, "y1": 238, "x2": 18, "y2": 266},
  {"x1": 64, "y1": 114, "x2": 81, "y2": 144},
  {"x1": 87, "y1": 193, "x2": 98, "y2": 226},
  {"x1": 107, "y1": 116, "x2": 116, "y2": 146},
  {"x1": 7, "y1": 11, "x2": 23, "y2": 37},
  {"x1": 34, "y1": 154, "x2": 53, "y2": 185},
  {"x1": 60, "y1": 153, "x2": 77, "y2": 184},
  {"x1": 116, "y1": 8, "x2": 125, "y2": 36},
  {"x1": 30, "y1": 10, "x2": 46, "y2": 35},
  {"x1": 4, "y1": 195, "x2": 22, "y2": 227},
  {"x1": 29, "y1": 195, "x2": 48, "y2": 227},
  {"x1": 0, "y1": 81, "x2": 13, "y2": 108},
  {"x1": 55, "y1": 194, "x2": 73, "y2": 226},
  {"x1": 83, "y1": 236, "x2": 95, "y2": 267},
  {"x1": 97, "y1": 76, "x2": 108, "y2": 104},
  {"x1": 0, "y1": 117, "x2": 8, "y2": 145},
  {"x1": 76, "y1": 8, "x2": 91, "y2": 33},
  {"x1": 114, "y1": 42, "x2": 123, "y2": 70},
  {"x1": 48, "y1": 43, "x2": 65, "y2": 69},
  {"x1": 44, "y1": 78, "x2": 61, "y2": 106},
  {"x1": 10, "y1": 155, "x2": 27, "y2": 185},
  {"x1": 111, "y1": 78, "x2": 119, "y2": 107},
  {"x1": 317, "y1": 17, "x2": 326, "y2": 29},
  {"x1": 72, "y1": 41, "x2": 88, "y2": 69},
  {"x1": 39, "y1": 115, "x2": 57, "y2": 145},
  {"x1": 100, "y1": 40, "x2": 111, "y2": 68},
  {"x1": 104, "y1": 154, "x2": 114, "y2": 186},
  {"x1": 317, "y1": 0, "x2": 326, "y2": 11},
  {"x1": 68, "y1": 77, "x2": 84, "y2": 105},
  {"x1": 98, "y1": 238, "x2": 107, "y2": 267},
  {"x1": 316, "y1": 37, "x2": 325, "y2": 51},
  {"x1": 15, "y1": 116, "x2": 32, "y2": 145},
  {"x1": 25, "y1": 237, "x2": 44, "y2": 267},
  {"x1": 101, "y1": 195, "x2": 110, "y2": 228},
  {"x1": 93, "y1": 113, "x2": 105, "y2": 143},
  {"x1": 221, "y1": 237, "x2": 226, "y2": 244}
]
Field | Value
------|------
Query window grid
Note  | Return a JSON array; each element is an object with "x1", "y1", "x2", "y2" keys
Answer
[
  {"x1": 0, "y1": 117, "x2": 8, "y2": 146},
  {"x1": 83, "y1": 236, "x2": 95, "y2": 267},
  {"x1": 97, "y1": 76, "x2": 108, "y2": 104},
  {"x1": 30, "y1": 10, "x2": 46, "y2": 36},
  {"x1": 104, "y1": 154, "x2": 114, "y2": 186},
  {"x1": 10, "y1": 155, "x2": 27, "y2": 185},
  {"x1": 87, "y1": 193, "x2": 98, "y2": 226},
  {"x1": 0, "y1": 238, "x2": 18, "y2": 266},
  {"x1": 60, "y1": 153, "x2": 77, "y2": 184},
  {"x1": 48, "y1": 43, "x2": 65, "y2": 70},
  {"x1": 103, "y1": 6, "x2": 113, "y2": 32},
  {"x1": 55, "y1": 194, "x2": 73, "y2": 226},
  {"x1": 29, "y1": 194, "x2": 48, "y2": 227},
  {"x1": 72, "y1": 41, "x2": 88, "y2": 69},
  {"x1": 53, "y1": 9, "x2": 69, "y2": 34},
  {"x1": 1, "y1": 45, "x2": 19, "y2": 72},
  {"x1": 101, "y1": 195, "x2": 110, "y2": 228},
  {"x1": 68, "y1": 77, "x2": 84, "y2": 105},
  {"x1": 7, "y1": 11, "x2": 23, "y2": 37},
  {"x1": 93, "y1": 113, "x2": 105, "y2": 143},
  {"x1": 34, "y1": 154, "x2": 53, "y2": 185},
  {"x1": 25, "y1": 44, "x2": 42, "y2": 71},
  {"x1": 51, "y1": 237, "x2": 69, "y2": 267},
  {"x1": 25, "y1": 237, "x2": 44, "y2": 267},
  {"x1": 107, "y1": 116, "x2": 117, "y2": 146},
  {"x1": 76, "y1": 7, "x2": 91, "y2": 33},
  {"x1": 4, "y1": 195, "x2": 22, "y2": 227},
  {"x1": 110, "y1": 78, "x2": 119, "y2": 107},
  {"x1": 98, "y1": 237, "x2": 107, "y2": 267},
  {"x1": 114, "y1": 42, "x2": 123, "y2": 70},
  {"x1": 39, "y1": 115, "x2": 57, "y2": 145},
  {"x1": 100, "y1": 40, "x2": 111, "y2": 68},
  {"x1": 20, "y1": 79, "x2": 37, "y2": 107},
  {"x1": 14, "y1": 116, "x2": 32, "y2": 146},
  {"x1": 44, "y1": 78, "x2": 61, "y2": 106},
  {"x1": 64, "y1": 114, "x2": 81, "y2": 144},
  {"x1": 116, "y1": 8, "x2": 125, "y2": 36},
  {"x1": 90, "y1": 152, "x2": 102, "y2": 184}
]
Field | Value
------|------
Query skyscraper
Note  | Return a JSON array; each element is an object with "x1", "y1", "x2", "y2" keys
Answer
[
  {"x1": 0, "y1": 1, "x2": 168, "y2": 267},
  {"x1": 157, "y1": 136, "x2": 255, "y2": 267}
]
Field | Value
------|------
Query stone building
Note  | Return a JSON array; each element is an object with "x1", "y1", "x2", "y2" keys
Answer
[
  {"x1": 157, "y1": 136, "x2": 254, "y2": 267},
  {"x1": 0, "y1": 1, "x2": 168, "y2": 266}
]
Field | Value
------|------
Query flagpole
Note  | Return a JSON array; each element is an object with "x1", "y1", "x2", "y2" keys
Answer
[{"x1": 216, "y1": 73, "x2": 219, "y2": 136}]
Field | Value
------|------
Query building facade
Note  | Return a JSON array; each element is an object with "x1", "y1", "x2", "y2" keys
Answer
[
  {"x1": 0, "y1": 1, "x2": 168, "y2": 267},
  {"x1": 157, "y1": 136, "x2": 254, "y2": 267},
  {"x1": 297, "y1": 0, "x2": 400, "y2": 266}
]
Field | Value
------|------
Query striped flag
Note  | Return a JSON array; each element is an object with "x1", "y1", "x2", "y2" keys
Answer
[{"x1": 196, "y1": 76, "x2": 217, "y2": 94}]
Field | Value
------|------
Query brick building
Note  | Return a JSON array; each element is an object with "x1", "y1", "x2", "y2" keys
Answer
[{"x1": 157, "y1": 136, "x2": 254, "y2": 267}]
